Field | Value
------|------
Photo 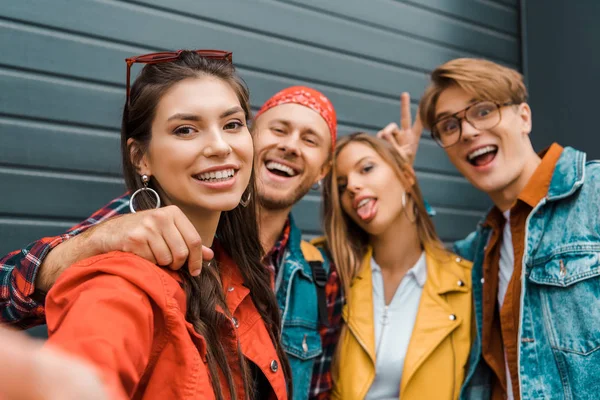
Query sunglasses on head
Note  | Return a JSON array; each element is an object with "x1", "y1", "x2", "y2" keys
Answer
[{"x1": 125, "y1": 49, "x2": 233, "y2": 105}]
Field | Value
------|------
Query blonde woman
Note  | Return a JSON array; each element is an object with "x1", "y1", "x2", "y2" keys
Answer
[{"x1": 322, "y1": 132, "x2": 472, "y2": 399}]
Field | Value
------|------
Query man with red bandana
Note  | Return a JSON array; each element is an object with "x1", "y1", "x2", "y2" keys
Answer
[{"x1": 0, "y1": 86, "x2": 342, "y2": 399}]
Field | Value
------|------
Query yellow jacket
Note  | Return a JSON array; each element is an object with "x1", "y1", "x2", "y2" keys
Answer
[{"x1": 333, "y1": 246, "x2": 473, "y2": 400}]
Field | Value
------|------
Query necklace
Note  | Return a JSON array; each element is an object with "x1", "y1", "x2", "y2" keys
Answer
[{"x1": 375, "y1": 304, "x2": 390, "y2": 361}]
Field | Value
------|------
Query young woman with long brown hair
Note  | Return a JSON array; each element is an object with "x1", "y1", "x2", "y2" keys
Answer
[
  {"x1": 43, "y1": 50, "x2": 291, "y2": 400},
  {"x1": 323, "y1": 132, "x2": 472, "y2": 399}
]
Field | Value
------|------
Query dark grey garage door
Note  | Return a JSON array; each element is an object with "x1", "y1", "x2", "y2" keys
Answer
[{"x1": 0, "y1": 0, "x2": 521, "y2": 255}]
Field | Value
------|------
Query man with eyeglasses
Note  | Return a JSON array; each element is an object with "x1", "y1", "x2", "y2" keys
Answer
[{"x1": 383, "y1": 58, "x2": 600, "y2": 399}]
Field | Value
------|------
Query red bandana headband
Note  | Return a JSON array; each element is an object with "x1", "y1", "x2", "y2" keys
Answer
[{"x1": 255, "y1": 86, "x2": 337, "y2": 149}]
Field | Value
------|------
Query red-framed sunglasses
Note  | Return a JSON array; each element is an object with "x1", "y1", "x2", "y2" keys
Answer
[{"x1": 125, "y1": 49, "x2": 233, "y2": 105}]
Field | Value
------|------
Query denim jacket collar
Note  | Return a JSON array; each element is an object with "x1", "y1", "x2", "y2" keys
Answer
[
  {"x1": 547, "y1": 146, "x2": 586, "y2": 201},
  {"x1": 472, "y1": 146, "x2": 585, "y2": 233},
  {"x1": 284, "y1": 214, "x2": 314, "y2": 281}
]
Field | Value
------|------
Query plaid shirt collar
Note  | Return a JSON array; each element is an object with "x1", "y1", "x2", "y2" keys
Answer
[{"x1": 262, "y1": 218, "x2": 291, "y2": 284}]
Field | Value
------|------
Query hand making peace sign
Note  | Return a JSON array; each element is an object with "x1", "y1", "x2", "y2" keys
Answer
[{"x1": 377, "y1": 92, "x2": 423, "y2": 166}]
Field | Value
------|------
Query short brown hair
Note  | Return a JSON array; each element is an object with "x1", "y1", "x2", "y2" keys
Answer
[{"x1": 419, "y1": 58, "x2": 528, "y2": 130}]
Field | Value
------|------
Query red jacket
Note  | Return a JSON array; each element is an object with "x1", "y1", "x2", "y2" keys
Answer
[{"x1": 45, "y1": 249, "x2": 288, "y2": 400}]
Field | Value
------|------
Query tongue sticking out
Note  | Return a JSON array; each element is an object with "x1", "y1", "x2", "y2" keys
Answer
[{"x1": 357, "y1": 199, "x2": 377, "y2": 221}]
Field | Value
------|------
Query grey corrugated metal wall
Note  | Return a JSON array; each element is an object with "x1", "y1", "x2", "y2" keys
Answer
[
  {"x1": 523, "y1": 0, "x2": 600, "y2": 159},
  {"x1": 0, "y1": 0, "x2": 521, "y2": 255}
]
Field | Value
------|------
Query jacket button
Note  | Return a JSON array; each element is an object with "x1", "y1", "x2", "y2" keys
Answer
[
  {"x1": 457, "y1": 280, "x2": 465, "y2": 287},
  {"x1": 270, "y1": 360, "x2": 279, "y2": 372},
  {"x1": 480, "y1": 278, "x2": 485, "y2": 284},
  {"x1": 302, "y1": 335, "x2": 309, "y2": 353},
  {"x1": 232, "y1": 317, "x2": 239, "y2": 328},
  {"x1": 449, "y1": 314, "x2": 457, "y2": 321},
  {"x1": 455, "y1": 257, "x2": 462, "y2": 263},
  {"x1": 227, "y1": 286, "x2": 234, "y2": 292}
]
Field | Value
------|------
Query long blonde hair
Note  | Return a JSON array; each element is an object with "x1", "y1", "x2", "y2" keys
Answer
[{"x1": 323, "y1": 132, "x2": 443, "y2": 299}]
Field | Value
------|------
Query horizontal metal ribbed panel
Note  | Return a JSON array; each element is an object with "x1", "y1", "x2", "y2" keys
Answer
[{"x1": 0, "y1": 0, "x2": 520, "y2": 254}]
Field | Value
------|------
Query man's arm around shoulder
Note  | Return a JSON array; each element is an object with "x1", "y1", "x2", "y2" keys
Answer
[{"x1": 0, "y1": 194, "x2": 131, "y2": 327}]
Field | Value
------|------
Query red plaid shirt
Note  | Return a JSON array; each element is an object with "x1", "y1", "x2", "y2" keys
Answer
[
  {"x1": 0, "y1": 194, "x2": 131, "y2": 328},
  {"x1": 262, "y1": 219, "x2": 291, "y2": 290},
  {"x1": 310, "y1": 258, "x2": 343, "y2": 399},
  {"x1": 0, "y1": 193, "x2": 343, "y2": 397}
]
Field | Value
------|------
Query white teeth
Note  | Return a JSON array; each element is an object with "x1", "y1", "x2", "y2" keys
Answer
[
  {"x1": 357, "y1": 198, "x2": 372, "y2": 208},
  {"x1": 266, "y1": 161, "x2": 296, "y2": 176},
  {"x1": 468, "y1": 145, "x2": 497, "y2": 161},
  {"x1": 198, "y1": 168, "x2": 234, "y2": 181}
]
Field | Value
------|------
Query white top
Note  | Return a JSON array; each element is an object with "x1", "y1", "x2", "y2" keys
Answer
[
  {"x1": 365, "y1": 252, "x2": 427, "y2": 400},
  {"x1": 498, "y1": 210, "x2": 514, "y2": 306},
  {"x1": 499, "y1": 210, "x2": 515, "y2": 400}
]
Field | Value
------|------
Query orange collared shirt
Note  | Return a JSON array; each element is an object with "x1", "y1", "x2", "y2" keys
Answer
[
  {"x1": 45, "y1": 247, "x2": 288, "y2": 400},
  {"x1": 481, "y1": 143, "x2": 563, "y2": 400}
]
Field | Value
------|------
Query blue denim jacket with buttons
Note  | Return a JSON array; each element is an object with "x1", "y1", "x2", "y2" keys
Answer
[
  {"x1": 454, "y1": 147, "x2": 600, "y2": 399},
  {"x1": 276, "y1": 215, "x2": 330, "y2": 400}
]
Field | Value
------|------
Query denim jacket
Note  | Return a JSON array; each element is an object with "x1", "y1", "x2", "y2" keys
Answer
[
  {"x1": 455, "y1": 147, "x2": 600, "y2": 399},
  {"x1": 276, "y1": 215, "x2": 330, "y2": 400}
]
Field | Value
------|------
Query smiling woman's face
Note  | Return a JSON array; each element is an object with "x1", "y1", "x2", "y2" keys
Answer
[{"x1": 135, "y1": 76, "x2": 253, "y2": 213}]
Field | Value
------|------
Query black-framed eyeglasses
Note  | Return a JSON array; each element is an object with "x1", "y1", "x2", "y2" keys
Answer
[{"x1": 431, "y1": 101, "x2": 515, "y2": 148}]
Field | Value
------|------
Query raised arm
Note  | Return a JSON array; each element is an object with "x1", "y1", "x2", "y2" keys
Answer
[
  {"x1": 0, "y1": 326, "x2": 108, "y2": 400},
  {"x1": 377, "y1": 92, "x2": 423, "y2": 166},
  {"x1": 44, "y1": 253, "x2": 162, "y2": 399}
]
